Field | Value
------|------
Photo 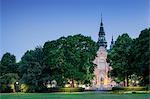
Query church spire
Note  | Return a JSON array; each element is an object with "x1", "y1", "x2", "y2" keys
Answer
[
  {"x1": 110, "y1": 35, "x2": 114, "y2": 49},
  {"x1": 98, "y1": 14, "x2": 107, "y2": 48},
  {"x1": 111, "y1": 35, "x2": 114, "y2": 44},
  {"x1": 99, "y1": 14, "x2": 104, "y2": 33},
  {"x1": 100, "y1": 13, "x2": 103, "y2": 26}
]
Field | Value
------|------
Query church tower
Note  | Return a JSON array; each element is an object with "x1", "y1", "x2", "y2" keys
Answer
[
  {"x1": 92, "y1": 15, "x2": 111, "y2": 90},
  {"x1": 98, "y1": 16, "x2": 107, "y2": 48}
]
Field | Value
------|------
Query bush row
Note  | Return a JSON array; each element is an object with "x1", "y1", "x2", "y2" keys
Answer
[
  {"x1": 0, "y1": 84, "x2": 85, "y2": 93},
  {"x1": 112, "y1": 86, "x2": 148, "y2": 91},
  {"x1": 0, "y1": 84, "x2": 15, "y2": 93},
  {"x1": 48, "y1": 87, "x2": 85, "y2": 92}
]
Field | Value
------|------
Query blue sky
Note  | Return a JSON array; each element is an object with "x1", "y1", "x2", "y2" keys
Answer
[{"x1": 1, "y1": 0, "x2": 150, "y2": 61}]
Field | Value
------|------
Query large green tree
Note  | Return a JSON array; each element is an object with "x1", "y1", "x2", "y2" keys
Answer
[
  {"x1": 0, "y1": 52, "x2": 17, "y2": 75},
  {"x1": 108, "y1": 33, "x2": 133, "y2": 86},
  {"x1": 18, "y1": 47, "x2": 45, "y2": 92},
  {"x1": 43, "y1": 34, "x2": 98, "y2": 87},
  {"x1": 131, "y1": 28, "x2": 150, "y2": 85},
  {"x1": 0, "y1": 52, "x2": 19, "y2": 92}
]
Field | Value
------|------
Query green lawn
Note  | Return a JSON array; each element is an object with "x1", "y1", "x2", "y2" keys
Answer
[{"x1": 0, "y1": 93, "x2": 150, "y2": 99}]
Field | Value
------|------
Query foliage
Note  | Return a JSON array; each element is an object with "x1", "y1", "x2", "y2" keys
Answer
[
  {"x1": 43, "y1": 34, "x2": 98, "y2": 87},
  {"x1": 20, "y1": 62, "x2": 42, "y2": 92},
  {"x1": 18, "y1": 47, "x2": 44, "y2": 92},
  {"x1": 20, "y1": 84, "x2": 29, "y2": 92},
  {"x1": 108, "y1": 33, "x2": 133, "y2": 86},
  {"x1": 0, "y1": 73, "x2": 19, "y2": 92},
  {"x1": 0, "y1": 52, "x2": 19, "y2": 92},
  {"x1": 0, "y1": 52, "x2": 17, "y2": 76},
  {"x1": 0, "y1": 73, "x2": 19, "y2": 84},
  {"x1": 0, "y1": 62, "x2": 2, "y2": 76},
  {"x1": 1, "y1": 29, "x2": 149, "y2": 92},
  {"x1": 112, "y1": 86, "x2": 148, "y2": 91},
  {"x1": 108, "y1": 28, "x2": 150, "y2": 86},
  {"x1": 131, "y1": 28, "x2": 150, "y2": 85},
  {"x1": 48, "y1": 87, "x2": 84, "y2": 92}
]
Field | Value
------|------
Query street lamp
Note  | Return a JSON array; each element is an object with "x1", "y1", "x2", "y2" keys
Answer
[
  {"x1": 15, "y1": 81, "x2": 19, "y2": 92},
  {"x1": 16, "y1": 82, "x2": 19, "y2": 85},
  {"x1": 15, "y1": 81, "x2": 19, "y2": 99}
]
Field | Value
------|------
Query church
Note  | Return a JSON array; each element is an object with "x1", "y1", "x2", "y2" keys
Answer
[{"x1": 91, "y1": 16, "x2": 115, "y2": 90}]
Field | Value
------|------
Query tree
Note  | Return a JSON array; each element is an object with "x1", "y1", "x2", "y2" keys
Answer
[
  {"x1": 108, "y1": 33, "x2": 133, "y2": 86},
  {"x1": 21, "y1": 62, "x2": 42, "y2": 92},
  {"x1": 0, "y1": 53, "x2": 19, "y2": 92},
  {"x1": 0, "y1": 52, "x2": 17, "y2": 75},
  {"x1": 131, "y1": 28, "x2": 150, "y2": 85},
  {"x1": 19, "y1": 47, "x2": 45, "y2": 92},
  {"x1": 43, "y1": 37, "x2": 67, "y2": 87},
  {"x1": 43, "y1": 34, "x2": 98, "y2": 87}
]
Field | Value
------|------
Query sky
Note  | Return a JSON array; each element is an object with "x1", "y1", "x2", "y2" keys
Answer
[{"x1": 1, "y1": 0, "x2": 150, "y2": 61}]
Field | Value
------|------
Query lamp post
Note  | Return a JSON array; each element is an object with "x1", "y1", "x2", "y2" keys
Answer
[
  {"x1": 15, "y1": 81, "x2": 19, "y2": 92},
  {"x1": 15, "y1": 81, "x2": 19, "y2": 99}
]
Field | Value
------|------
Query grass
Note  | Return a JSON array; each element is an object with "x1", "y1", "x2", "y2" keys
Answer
[{"x1": 0, "y1": 92, "x2": 150, "y2": 99}]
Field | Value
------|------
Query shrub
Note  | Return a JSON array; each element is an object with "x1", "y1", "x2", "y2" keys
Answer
[
  {"x1": 132, "y1": 92, "x2": 136, "y2": 94},
  {"x1": 112, "y1": 86, "x2": 148, "y2": 91},
  {"x1": 48, "y1": 87, "x2": 84, "y2": 92},
  {"x1": 20, "y1": 84, "x2": 29, "y2": 92},
  {"x1": 112, "y1": 86, "x2": 124, "y2": 91},
  {"x1": 10, "y1": 84, "x2": 15, "y2": 92},
  {"x1": 59, "y1": 87, "x2": 85, "y2": 92},
  {"x1": 1, "y1": 84, "x2": 6, "y2": 92},
  {"x1": 0, "y1": 84, "x2": 13, "y2": 93},
  {"x1": 145, "y1": 84, "x2": 150, "y2": 90}
]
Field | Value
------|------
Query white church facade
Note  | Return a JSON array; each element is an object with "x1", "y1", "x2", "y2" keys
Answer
[{"x1": 91, "y1": 17, "x2": 115, "y2": 90}]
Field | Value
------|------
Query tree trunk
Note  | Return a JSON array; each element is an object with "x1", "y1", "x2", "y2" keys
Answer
[
  {"x1": 123, "y1": 80, "x2": 126, "y2": 86},
  {"x1": 126, "y1": 76, "x2": 129, "y2": 87},
  {"x1": 123, "y1": 75, "x2": 129, "y2": 87},
  {"x1": 71, "y1": 79, "x2": 74, "y2": 88},
  {"x1": 126, "y1": 75, "x2": 129, "y2": 86}
]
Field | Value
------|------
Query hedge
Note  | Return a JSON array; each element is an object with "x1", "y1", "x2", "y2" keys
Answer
[
  {"x1": 112, "y1": 86, "x2": 148, "y2": 91},
  {"x1": 48, "y1": 87, "x2": 85, "y2": 92},
  {"x1": 0, "y1": 84, "x2": 14, "y2": 93}
]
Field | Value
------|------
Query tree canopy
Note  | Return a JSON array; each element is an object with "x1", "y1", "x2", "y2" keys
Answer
[
  {"x1": 131, "y1": 28, "x2": 150, "y2": 85},
  {"x1": 108, "y1": 33, "x2": 133, "y2": 86},
  {"x1": 108, "y1": 28, "x2": 150, "y2": 86},
  {"x1": 0, "y1": 52, "x2": 17, "y2": 75},
  {"x1": 0, "y1": 52, "x2": 19, "y2": 85},
  {"x1": 43, "y1": 34, "x2": 98, "y2": 87},
  {"x1": 18, "y1": 47, "x2": 45, "y2": 92}
]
